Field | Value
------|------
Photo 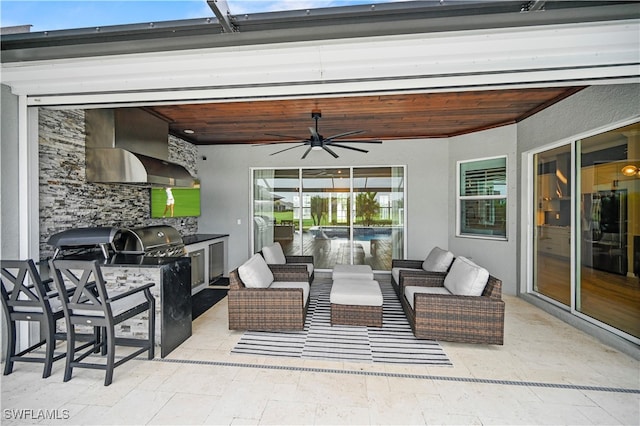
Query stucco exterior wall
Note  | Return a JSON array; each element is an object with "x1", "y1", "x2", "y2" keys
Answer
[
  {"x1": 448, "y1": 125, "x2": 518, "y2": 295},
  {"x1": 1, "y1": 85, "x2": 20, "y2": 259}
]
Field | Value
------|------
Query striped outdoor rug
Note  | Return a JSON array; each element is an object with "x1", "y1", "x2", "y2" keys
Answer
[{"x1": 231, "y1": 278, "x2": 452, "y2": 366}]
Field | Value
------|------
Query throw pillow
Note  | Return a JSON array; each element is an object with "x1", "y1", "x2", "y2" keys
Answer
[
  {"x1": 422, "y1": 246, "x2": 455, "y2": 272},
  {"x1": 443, "y1": 256, "x2": 489, "y2": 296},
  {"x1": 238, "y1": 253, "x2": 274, "y2": 288},
  {"x1": 262, "y1": 242, "x2": 287, "y2": 265}
]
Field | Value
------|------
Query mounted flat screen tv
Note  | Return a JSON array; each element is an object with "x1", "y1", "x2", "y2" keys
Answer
[{"x1": 150, "y1": 186, "x2": 201, "y2": 218}]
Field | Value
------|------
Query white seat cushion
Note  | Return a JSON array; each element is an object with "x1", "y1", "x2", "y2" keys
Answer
[
  {"x1": 239, "y1": 253, "x2": 274, "y2": 288},
  {"x1": 391, "y1": 267, "x2": 422, "y2": 283},
  {"x1": 404, "y1": 285, "x2": 451, "y2": 309},
  {"x1": 330, "y1": 279, "x2": 383, "y2": 306},
  {"x1": 443, "y1": 256, "x2": 489, "y2": 296},
  {"x1": 262, "y1": 242, "x2": 287, "y2": 265},
  {"x1": 422, "y1": 247, "x2": 455, "y2": 272},
  {"x1": 332, "y1": 264, "x2": 374, "y2": 280},
  {"x1": 269, "y1": 281, "x2": 310, "y2": 305}
]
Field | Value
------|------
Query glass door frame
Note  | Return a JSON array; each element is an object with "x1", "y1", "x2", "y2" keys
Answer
[
  {"x1": 250, "y1": 165, "x2": 407, "y2": 272},
  {"x1": 525, "y1": 138, "x2": 577, "y2": 311},
  {"x1": 523, "y1": 117, "x2": 640, "y2": 345}
]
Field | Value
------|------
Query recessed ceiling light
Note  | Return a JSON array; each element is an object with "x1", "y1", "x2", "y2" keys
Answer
[
  {"x1": 184, "y1": 129, "x2": 195, "y2": 134},
  {"x1": 621, "y1": 164, "x2": 638, "y2": 177}
]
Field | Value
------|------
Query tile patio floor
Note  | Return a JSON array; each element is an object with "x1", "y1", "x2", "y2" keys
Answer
[{"x1": 1, "y1": 274, "x2": 639, "y2": 425}]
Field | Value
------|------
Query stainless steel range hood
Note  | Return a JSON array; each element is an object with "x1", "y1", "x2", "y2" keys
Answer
[{"x1": 85, "y1": 108, "x2": 195, "y2": 187}]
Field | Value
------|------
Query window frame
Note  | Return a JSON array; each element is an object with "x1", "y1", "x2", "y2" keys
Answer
[{"x1": 456, "y1": 155, "x2": 508, "y2": 240}]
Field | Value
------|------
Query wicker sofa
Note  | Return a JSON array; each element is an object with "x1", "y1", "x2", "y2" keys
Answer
[
  {"x1": 228, "y1": 253, "x2": 310, "y2": 331},
  {"x1": 396, "y1": 256, "x2": 505, "y2": 345}
]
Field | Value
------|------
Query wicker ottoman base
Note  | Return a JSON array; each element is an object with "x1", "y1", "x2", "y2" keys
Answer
[{"x1": 331, "y1": 303, "x2": 382, "y2": 327}]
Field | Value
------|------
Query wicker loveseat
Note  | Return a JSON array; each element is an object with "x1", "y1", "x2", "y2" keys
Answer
[
  {"x1": 228, "y1": 253, "x2": 310, "y2": 331},
  {"x1": 397, "y1": 256, "x2": 505, "y2": 345}
]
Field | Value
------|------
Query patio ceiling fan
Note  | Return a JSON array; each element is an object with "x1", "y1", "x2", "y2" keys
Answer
[{"x1": 263, "y1": 110, "x2": 382, "y2": 159}]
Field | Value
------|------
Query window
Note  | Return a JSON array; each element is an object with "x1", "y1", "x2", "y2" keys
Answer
[
  {"x1": 252, "y1": 166, "x2": 405, "y2": 270},
  {"x1": 457, "y1": 156, "x2": 507, "y2": 239}
]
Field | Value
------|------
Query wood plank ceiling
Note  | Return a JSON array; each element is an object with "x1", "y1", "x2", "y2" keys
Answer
[{"x1": 148, "y1": 86, "x2": 584, "y2": 146}]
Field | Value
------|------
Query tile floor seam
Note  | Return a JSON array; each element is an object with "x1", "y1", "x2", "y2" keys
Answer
[{"x1": 153, "y1": 357, "x2": 640, "y2": 395}]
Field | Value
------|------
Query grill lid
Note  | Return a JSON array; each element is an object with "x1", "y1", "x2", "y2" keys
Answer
[
  {"x1": 113, "y1": 225, "x2": 184, "y2": 256},
  {"x1": 48, "y1": 226, "x2": 120, "y2": 259},
  {"x1": 48, "y1": 225, "x2": 185, "y2": 258}
]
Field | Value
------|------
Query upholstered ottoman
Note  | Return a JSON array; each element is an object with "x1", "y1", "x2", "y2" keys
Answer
[
  {"x1": 330, "y1": 279, "x2": 383, "y2": 327},
  {"x1": 332, "y1": 264, "x2": 374, "y2": 281}
]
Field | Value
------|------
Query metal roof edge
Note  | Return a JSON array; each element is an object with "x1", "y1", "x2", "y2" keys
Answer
[{"x1": 1, "y1": 1, "x2": 638, "y2": 63}]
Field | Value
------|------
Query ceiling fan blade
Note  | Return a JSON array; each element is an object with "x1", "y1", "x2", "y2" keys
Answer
[
  {"x1": 301, "y1": 146, "x2": 313, "y2": 159},
  {"x1": 269, "y1": 143, "x2": 307, "y2": 155},
  {"x1": 323, "y1": 145, "x2": 339, "y2": 158},
  {"x1": 309, "y1": 127, "x2": 320, "y2": 140},
  {"x1": 326, "y1": 143, "x2": 369, "y2": 154},
  {"x1": 326, "y1": 139, "x2": 383, "y2": 144},
  {"x1": 324, "y1": 130, "x2": 365, "y2": 140},
  {"x1": 265, "y1": 133, "x2": 305, "y2": 140}
]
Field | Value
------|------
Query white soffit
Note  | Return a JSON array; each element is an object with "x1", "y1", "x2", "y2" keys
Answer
[{"x1": 2, "y1": 20, "x2": 638, "y2": 107}]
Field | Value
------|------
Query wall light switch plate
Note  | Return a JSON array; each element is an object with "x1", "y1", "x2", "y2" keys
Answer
[{"x1": 237, "y1": 219, "x2": 242, "y2": 225}]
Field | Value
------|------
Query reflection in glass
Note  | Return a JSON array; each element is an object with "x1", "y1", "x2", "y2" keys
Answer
[
  {"x1": 532, "y1": 145, "x2": 572, "y2": 306},
  {"x1": 252, "y1": 166, "x2": 405, "y2": 271},
  {"x1": 302, "y1": 168, "x2": 351, "y2": 269},
  {"x1": 353, "y1": 167, "x2": 405, "y2": 270},
  {"x1": 459, "y1": 157, "x2": 507, "y2": 238},
  {"x1": 578, "y1": 122, "x2": 639, "y2": 338},
  {"x1": 253, "y1": 169, "x2": 299, "y2": 253}
]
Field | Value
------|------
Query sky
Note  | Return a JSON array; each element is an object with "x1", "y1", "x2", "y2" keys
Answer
[{"x1": 0, "y1": 0, "x2": 407, "y2": 32}]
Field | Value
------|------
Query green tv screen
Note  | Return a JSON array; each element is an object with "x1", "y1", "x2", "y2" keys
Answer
[{"x1": 151, "y1": 187, "x2": 201, "y2": 218}]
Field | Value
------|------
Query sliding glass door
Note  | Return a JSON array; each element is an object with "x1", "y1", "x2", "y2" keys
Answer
[
  {"x1": 252, "y1": 166, "x2": 405, "y2": 270},
  {"x1": 532, "y1": 145, "x2": 572, "y2": 306},
  {"x1": 576, "y1": 123, "x2": 639, "y2": 339},
  {"x1": 302, "y1": 168, "x2": 351, "y2": 268},
  {"x1": 353, "y1": 167, "x2": 404, "y2": 270},
  {"x1": 529, "y1": 121, "x2": 640, "y2": 343}
]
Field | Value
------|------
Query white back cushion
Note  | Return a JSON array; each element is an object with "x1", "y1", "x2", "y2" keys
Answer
[
  {"x1": 443, "y1": 256, "x2": 489, "y2": 296},
  {"x1": 422, "y1": 247, "x2": 454, "y2": 272},
  {"x1": 262, "y1": 242, "x2": 287, "y2": 264},
  {"x1": 238, "y1": 253, "x2": 274, "y2": 288}
]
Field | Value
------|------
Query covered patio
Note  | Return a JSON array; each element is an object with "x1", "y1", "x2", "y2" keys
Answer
[{"x1": 1, "y1": 274, "x2": 638, "y2": 425}]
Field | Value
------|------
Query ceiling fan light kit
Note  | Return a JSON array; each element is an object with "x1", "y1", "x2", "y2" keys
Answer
[{"x1": 265, "y1": 111, "x2": 382, "y2": 159}]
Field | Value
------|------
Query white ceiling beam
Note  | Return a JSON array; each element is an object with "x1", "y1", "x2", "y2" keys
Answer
[{"x1": 2, "y1": 20, "x2": 637, "y2": 106}]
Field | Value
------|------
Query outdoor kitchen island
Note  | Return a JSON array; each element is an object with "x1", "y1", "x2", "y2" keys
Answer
[
  {"x1": 47, "y1": 226, "x2": 193, "y2": 358},
  {"x1": 99, "y1": 254, "x2": 191, "y2": 358}
]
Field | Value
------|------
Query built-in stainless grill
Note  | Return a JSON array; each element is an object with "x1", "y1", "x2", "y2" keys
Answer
[
  {"x1": 48, "y1": 225, "x2": 185, "y2": 259},
  {"x1": 114, "y1": 226, "x2": 185, "y2": 257},
  {"x1": 48, "y1": 226, "x2": 120, "y2": 259}
]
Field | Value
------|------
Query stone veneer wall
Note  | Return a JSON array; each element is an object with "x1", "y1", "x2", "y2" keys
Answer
[{"x1": 39, "y1": 108, "x2": 199, "y2": 260}]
